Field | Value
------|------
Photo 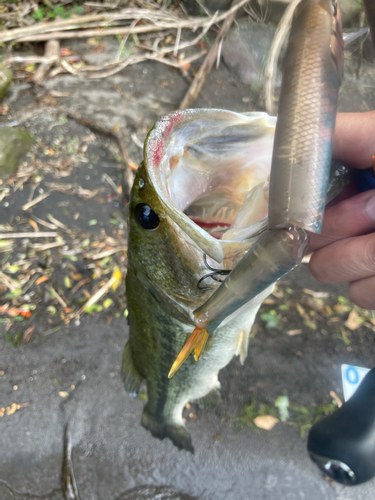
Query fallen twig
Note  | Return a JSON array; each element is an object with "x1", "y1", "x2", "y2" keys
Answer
[
  {"x1": 31, "y1": 215, "x2": 58, "y2": 230},
  {"x1": 31, "y1": 240, "x2": 66, "y2": 251},
  {"x1": 74, "y1": 274, "x2": 117, "y2": 318},
  {"x1": 43, "y1": 182, "x2": 98, "y2": 199},
  {"x1": 131, "y1": 133, "x2": 144, "y2": 149},
  {"x1": 0, "y1": 4, "x2": 250, "y2": 44},
  {"x1": 33, "y1": 39, "x2": 60, "y2": 85},
  {"x1": 86, "y1": 247, "x2": 127, "y2": 260},
  {"x1": 102, "y1": 173, "x2": 121, "y2": 196},
  {"x1": 329, "y1": 390, "x2": 343, "y2": 408},
  {"x1": 0, "y1": 9, "x2": 184, "y2": 43},
  {"x1": 47, "y1": 214, "x2": 69, "y2": 231},
  {"x1": 180, "y1": 0, "x2": 245, "y2": 109},
  {"x1": 49, "y1": 286, "x2": 68, "y2": 309},
  {"x1": 0, "y1": 271, "x2": 20, "y2": 291},
  {"x1": 0, "y1": 232, "x2": 58, "y2": 238},
  {"x1": 22, "y1": 192, "x2": 52, "y2": 210},
  {"x1": 264, "y1": 0, "x2": 301, "y2": 115}
]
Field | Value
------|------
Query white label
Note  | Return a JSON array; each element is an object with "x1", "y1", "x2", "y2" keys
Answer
[{"x1": 341, "y1": 364, "x2": 370, "y2": 402}]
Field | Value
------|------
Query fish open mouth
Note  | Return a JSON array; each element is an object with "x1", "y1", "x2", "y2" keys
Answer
[{"x1": 146, "y1": 109, "x2": 276, "y2": 262}]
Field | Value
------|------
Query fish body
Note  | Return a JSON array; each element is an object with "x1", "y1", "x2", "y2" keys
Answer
[{"x1": 123, "y1": 110, "x2": 276, "y2": 451}]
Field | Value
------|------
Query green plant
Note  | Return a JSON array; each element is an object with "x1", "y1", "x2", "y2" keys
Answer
[
  {"x1": 260, "y1": 309, "x2": 281, "y2": 329},
  {"x1": 236, "y1": 398, "x2": 278, "y2": 430},
  {"x1": 237, "y1": 395, "x2": 338, "y2": 437},
  {"x1": 5, "y1": 332, "x2": 22, "y2": 347},
  {"x1": 31, "y1": 3, "x2": 83, "y2": 22}
]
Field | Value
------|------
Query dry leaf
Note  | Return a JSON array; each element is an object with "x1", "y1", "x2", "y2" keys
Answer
[
  {"x1": 0, "y1": 105, "x2": 9, "y2": 115},
  {"x1": 22, "y1": 326, "x2": 35, "y2": 344},
  {"x1": 287, "y1": 329, "x2": 302, "y2": 336},
  {"x1": 324, "y1": 305, "x2": 333, "y2": 316},
  {"x1": 179, "y1": 59, "x2": 191, "y2": 71},
  {"x1": 36, "y1": 275, "x2": 49, "y2": 285},
  {"x1": 345, "y1": 310, "x2": 361, "y2": 330},
  {"x1": 0, "y1": 303, "x2": 9, "y2": 313},
  {"x1": 295, "y1": 303, "x2": 309, "y2": 320},
  {"x1": 28, "y1": 219, "x2": 39, "y2": 231},
  {"x1": 7, "y1": 307, "x2": 21, "y2": 317},
  {"x1": 111, "y1": 267, "x2": 122, "y2": 291},
  {"x1": 87, "y1": 38, "x2": 100, "y2": 46},
  {"x1": 60, "y1": 47, "x2": 73, "y2": 57},
  {"x1": 329, "y1": 317, "x2": 340, "y2": 323},
  {"x1": 253, "y1": 415, "x2": 279, "y2": 430},
  {"x1": 303, "y1": 289, "x2": 329, "y2": 298},
  {"x1": 263, "y1": 298, "x2": 277, "y2": 305},
  {"x1": 0, "y1": 402, "x2": 30, "y2": 417}
]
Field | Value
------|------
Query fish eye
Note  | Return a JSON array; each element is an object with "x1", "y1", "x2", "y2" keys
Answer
[{"x1": 135, "y1": 203, "x2": 160, "y2": 230}]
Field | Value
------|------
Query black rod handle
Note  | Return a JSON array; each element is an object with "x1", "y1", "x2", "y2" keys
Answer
[{"x1": 307, "y1": 368, "x2": 375, "y2": 485}]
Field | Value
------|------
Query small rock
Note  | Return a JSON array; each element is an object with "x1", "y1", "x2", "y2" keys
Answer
[
  {"x1": 0, "y1": 64, "x2": 13, "y2": 103},
  {"x1": 0, "y1": 127, "x2": 34, "y2": 180}
]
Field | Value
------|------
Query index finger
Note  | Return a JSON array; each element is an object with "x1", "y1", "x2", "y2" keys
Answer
[{"x1": 333, "y1": 112, "x2": 375, "y2": 168}]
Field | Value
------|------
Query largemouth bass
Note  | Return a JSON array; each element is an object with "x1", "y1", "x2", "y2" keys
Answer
[
  {"x1": 123, "y1": 110, "x2": 277, "y2": 452},
  {"x1": 123, "y1": 108, "x2": 349, "y2": 452}
]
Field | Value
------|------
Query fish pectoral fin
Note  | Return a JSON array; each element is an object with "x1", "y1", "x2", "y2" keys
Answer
[
  {"x1": 234, "y1": 329, "x2": 251, "y2": 365},
  {"x1": 121, "y1": 341, "x2": 144, "y2": 396},
  {"x1": 141, "y1": 406, "x2": 194, "y2": 453}
]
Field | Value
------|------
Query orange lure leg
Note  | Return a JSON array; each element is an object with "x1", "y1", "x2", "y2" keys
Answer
[{"x1": 168, "y1": 327, "x2": 209, "y2": 379}]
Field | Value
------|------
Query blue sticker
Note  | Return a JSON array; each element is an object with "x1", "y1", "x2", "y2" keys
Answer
[
  {"x1": 342, "y1": 364, "x2": 370, "y2": 401},
  {"x1": 346, "y1": 366, "x2": 359, "y2": 385}
]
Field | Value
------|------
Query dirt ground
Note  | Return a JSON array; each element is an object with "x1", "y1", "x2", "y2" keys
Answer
[{"x1": 1, "y1": 30, "x2": 375, "y2": 500}]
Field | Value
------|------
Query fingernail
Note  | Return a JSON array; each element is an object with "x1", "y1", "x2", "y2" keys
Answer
[{"x1": 365, "y1": 194, "x2": 375, "y2": 222}]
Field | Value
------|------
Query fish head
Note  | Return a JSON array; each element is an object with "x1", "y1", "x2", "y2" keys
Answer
[
  {"x1": 128, "y1": 110, "x2": 276, "y2": 306},
  {"x1": 128, "y1": 160, "x2": 206, "y2": 303}
]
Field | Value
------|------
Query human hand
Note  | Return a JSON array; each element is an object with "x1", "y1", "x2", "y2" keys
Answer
[{"x1": 308, "y1": 111, "x2": 375, "y2": 309}]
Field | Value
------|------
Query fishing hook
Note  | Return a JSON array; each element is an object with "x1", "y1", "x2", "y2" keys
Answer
[{"x1": 197, "y1": 254, "x2": 232, "y2": 291}]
